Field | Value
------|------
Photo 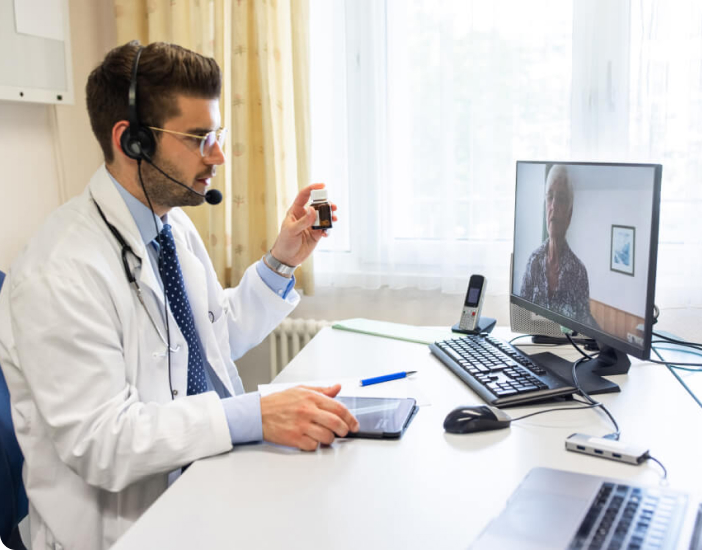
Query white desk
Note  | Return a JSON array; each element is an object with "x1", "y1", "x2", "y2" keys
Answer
[{"x1": 113, "y1": 327, "x2": 702, "y2": 549}]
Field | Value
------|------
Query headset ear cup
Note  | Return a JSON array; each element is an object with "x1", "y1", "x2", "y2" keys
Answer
[
  {"x1": 135, "y1": 126, "x2": 156, "y2": 159},
  {"x1": 120, "y1": 125, "x2": 156, "y2": 160}
]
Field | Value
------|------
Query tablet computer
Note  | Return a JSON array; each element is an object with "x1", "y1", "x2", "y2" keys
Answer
[{"x1": 335, "y1": 396, "x2": 418, "y2": 439}]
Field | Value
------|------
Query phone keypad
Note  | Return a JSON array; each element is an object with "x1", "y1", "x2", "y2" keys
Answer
[{"x1": 460, "y1": 309, "x2": 477, "y2": 329}]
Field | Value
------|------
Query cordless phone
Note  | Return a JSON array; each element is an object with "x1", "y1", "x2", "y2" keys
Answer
[{"x1": 458, "y1": 275, "x2": 487, "y2": 332}]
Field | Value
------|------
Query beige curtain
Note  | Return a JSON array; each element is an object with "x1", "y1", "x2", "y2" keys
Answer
[{"x1": 113, "y1": 0, "x2": 313, "y2": 293}]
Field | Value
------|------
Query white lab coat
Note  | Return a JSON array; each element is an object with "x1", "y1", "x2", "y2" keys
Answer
[{"x1": 0, "y1": 166, "x2": 299, "y2": 550}]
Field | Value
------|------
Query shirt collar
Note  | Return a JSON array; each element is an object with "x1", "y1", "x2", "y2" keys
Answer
[{"x1": 107, "y1": 169, "x2": 166, "y2": 246}]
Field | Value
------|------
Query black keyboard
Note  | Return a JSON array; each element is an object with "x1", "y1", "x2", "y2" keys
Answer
[
  {"x1": 569, "y1": 481, "x2": 686, "y2": 550},
  {"x1": 429, "y1": 334, "x2": 576, "y2": 407}
]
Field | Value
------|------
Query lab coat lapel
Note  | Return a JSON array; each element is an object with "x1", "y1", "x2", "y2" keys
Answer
[
  {"x1": 88, "y1": 165, "x2": 166, "y2": 308},
  {"x1": 174, "y1": 231, "x2": 236, "y2": 396}
]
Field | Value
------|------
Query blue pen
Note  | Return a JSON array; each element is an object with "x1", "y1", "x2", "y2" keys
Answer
[{"x1": 360, "y1": 371, "x2": 417, "y2": 387}]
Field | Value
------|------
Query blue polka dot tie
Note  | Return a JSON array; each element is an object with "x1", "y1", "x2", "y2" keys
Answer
[{"x1": 158, "y1": 224, "x2": 208, "y2": 395}]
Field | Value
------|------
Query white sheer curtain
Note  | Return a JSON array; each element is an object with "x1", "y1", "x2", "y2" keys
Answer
[{"x1": 310, "y1": 0, "x2": 702, "y2": 308}]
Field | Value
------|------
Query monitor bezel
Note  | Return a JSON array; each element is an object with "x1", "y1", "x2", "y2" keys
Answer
[{"x1": 510, "y1": 160, "x2": 662, "y2": 361}]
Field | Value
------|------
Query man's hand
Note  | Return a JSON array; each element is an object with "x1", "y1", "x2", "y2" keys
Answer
[
  {"x1": 268, "y1": 183, "x2": 338, "y2": 268},
  {"x1": 260, "y1": 384, "x2": 359, "y2": 451}
]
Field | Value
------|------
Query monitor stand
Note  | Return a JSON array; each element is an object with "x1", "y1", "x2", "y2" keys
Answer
[{"x1": 528, "y1": 349, "x2": 624, "y2": 396}]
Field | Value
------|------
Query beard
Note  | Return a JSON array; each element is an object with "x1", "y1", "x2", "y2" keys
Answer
[{"x1": 138, "y1": 154, "x2": 214, "y2": 209}]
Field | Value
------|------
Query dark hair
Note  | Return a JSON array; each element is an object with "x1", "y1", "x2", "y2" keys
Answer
[{"x1": 86, "y1": 41, "x2": 222, "y2": 163}]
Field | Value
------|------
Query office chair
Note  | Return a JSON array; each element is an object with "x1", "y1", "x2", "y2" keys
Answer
[{"x1": 0, "y1": 270, "x2": 29, "y2": 550}]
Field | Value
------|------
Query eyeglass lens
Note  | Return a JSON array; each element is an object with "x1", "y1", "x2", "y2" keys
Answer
[{"x1": 201, "y1": 129, "x2": 227, "y2": 157}]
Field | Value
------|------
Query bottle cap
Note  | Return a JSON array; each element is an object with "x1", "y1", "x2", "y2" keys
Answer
[{"x1": 311, "y1": 188, "x2": 328, "y2": 202}]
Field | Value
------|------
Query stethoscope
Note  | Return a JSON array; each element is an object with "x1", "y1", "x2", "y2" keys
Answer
[{"x1": 93, "y1": 198, "x2": 180, "y2": 353}]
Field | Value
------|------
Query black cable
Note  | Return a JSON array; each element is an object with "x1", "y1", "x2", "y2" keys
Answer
[
  {"x1": 509, "y1": 334, "x2": 537, "y2": 344},
  {"x1": 644, "y1": 453, "x2": 668, "y2": 480},
  {"x1": 652, "y1": 340, "x2": 702, "y2": 354},
  {"x1": 138, "y1": 160, "x2": 174, "y2": 399},
  {"x1": 509, "y1": 396, "x2": 602, "y2": 422},
  {"x1": 566, "y1": 334, "x2": 621, "y2": 440},
  {"x1": 652, "y1": 331, "x2": 702, "y2": 350},
  {"x1": 568, "y1": 336, "x2": 595, "y2": 360},
  {"x1": 508, "y1": 333, "x2": 587, "y2": 347}
]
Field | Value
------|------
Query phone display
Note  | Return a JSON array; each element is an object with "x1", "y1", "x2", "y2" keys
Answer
[{"x1": 459, "y1": 275, "x2": 487, "y2": 332}]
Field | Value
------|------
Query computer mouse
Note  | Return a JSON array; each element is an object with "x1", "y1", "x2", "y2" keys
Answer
[{"x1": 443, "y1": 405, "x2": 512, "y2": 434}]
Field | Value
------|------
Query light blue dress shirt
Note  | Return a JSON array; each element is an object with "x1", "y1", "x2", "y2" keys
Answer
[{"x1": 110, "y1": 173, "x2": 294, "y2": 444}]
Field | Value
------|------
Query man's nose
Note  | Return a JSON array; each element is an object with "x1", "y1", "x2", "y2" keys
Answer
[{"x1": 204, "y1": 141, "x2": 225, "y2": 166}]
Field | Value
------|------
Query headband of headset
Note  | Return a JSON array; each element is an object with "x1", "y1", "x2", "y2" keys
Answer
[{"x1": 120, "y1": 46, "x2": 156, "y2": 161}]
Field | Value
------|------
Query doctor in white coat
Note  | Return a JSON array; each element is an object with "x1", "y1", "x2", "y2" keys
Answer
[{"x1": 0, "y1": 41, "x2": 358, "y2": 550}]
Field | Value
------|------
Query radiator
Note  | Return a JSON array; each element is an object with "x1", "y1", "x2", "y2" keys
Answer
[{"x1": 269, "y1": 318, "x2": 333, "y2": 379}]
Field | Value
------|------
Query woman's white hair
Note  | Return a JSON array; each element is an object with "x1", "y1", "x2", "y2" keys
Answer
[{"x1": 545, "y1": 164, "x2": 574, "y2": 209}]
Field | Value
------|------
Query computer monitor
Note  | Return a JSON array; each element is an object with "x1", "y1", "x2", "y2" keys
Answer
[{"x1": 511, "y1": 161, "x2": 662, "y2": 392}]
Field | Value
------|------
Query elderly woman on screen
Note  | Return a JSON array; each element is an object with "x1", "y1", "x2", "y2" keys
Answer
[{"x1": 519, "y1": 165, "x2": 597, "y2": 326}]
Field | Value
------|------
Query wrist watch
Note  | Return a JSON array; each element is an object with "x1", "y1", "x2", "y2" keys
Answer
[{"x1": 263, "y1": 251, "x2": 297, "y2": 277}]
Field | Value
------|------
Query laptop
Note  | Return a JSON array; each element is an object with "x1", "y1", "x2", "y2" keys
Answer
[{"x1": 471, "y1": 467, "x2": 702, "y2": 550}]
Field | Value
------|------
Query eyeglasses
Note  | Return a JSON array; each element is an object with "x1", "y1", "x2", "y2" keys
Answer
[{"x1": 148, "y1": 126, "x2": 228, "y2": 157}]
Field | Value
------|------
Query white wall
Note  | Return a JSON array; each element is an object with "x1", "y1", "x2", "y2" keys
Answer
[
  {"x1": 0, "y1": 0, "x2": 114, "y2": 272},
  {"x1": 0, "y1": 102, "x2": 62, "y2": 270},
  {"x1": 568, "y1": 165, "x2": 655, "y2": 317}
]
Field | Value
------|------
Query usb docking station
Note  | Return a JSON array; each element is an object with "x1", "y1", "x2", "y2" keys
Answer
[{"x1": 565, "y1": 433, "x2": 649, "y2": 465}]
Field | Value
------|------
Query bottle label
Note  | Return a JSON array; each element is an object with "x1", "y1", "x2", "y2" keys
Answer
[{"x1": 312, "y1": 204, "x2": 332, "y2": 229}]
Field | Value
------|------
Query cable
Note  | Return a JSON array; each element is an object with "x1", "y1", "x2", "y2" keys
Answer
[
  {"x1": 644, "y1": 453, "x2": 668, "y2": 480},
  {"x1": 565, "y1": 334, "x2": 621, "y2": 440},
  {"x1": 651, "y1": 346, "x2": 702, "y2": 409},
  {"x1": 652, "y1": 331, "x2": 702, "y2": 350},
  {"x1": 138, "y1": 160, "x2": 175, "y2": 399},
  {"x1": 507, "y1": 333, "x2": 594, "y2": 347},
  {"x1": 508, "y1": 334, "x2": 538, "y2": 344},
  {"x1": 648, "y1": 359, "x2": 702, "y2": 368},
  {"x1": 651, "y1": 340, "x2": 702, "y2": 357},
  {"x1": 509, "y1": 396, "x2": 602, "y2": 422}
]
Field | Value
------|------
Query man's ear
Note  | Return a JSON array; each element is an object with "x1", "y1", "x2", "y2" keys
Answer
[{"x1": 112, "y1": 120, "x2": 131, "y2": 159}]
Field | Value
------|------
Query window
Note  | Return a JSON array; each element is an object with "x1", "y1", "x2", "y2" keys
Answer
[{"x1": 310, "y1": 0, "x2": 702, "y2": 307}]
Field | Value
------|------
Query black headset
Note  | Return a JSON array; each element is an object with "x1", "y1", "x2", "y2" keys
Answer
[{"x1": 120, "y1": 46, "x2": 157, "y2": 161}]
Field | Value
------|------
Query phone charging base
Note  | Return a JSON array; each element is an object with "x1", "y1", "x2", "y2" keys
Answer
[{"x1": 452, "y1": 317, "x2": 496, "y2": 335}]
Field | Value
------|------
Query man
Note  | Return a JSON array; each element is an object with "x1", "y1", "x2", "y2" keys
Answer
[
  {"x1": 0, "y1": 41, "x2": 358, "y2": 550},
  {"x1": 520, "y1": 164, "x2": 597, "y2": 326}
]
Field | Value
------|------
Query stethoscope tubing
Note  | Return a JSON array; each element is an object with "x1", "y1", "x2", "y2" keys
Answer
[{"x1": 92, "y1": 196, "x2": 180, "y2": 353}]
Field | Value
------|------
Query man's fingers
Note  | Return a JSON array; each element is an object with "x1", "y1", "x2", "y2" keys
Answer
[
  {"x1": 289, "y1": 207, "x2": 317, "y2": 235},
  {"x1": 312, "y1": 408, "x2": 354, "y2": 437},
  {"x1": 296, "y1": 387, "x2": 358, "y2": 432},
  {"x1": 300, "y1": 384, "x2": 342, "y2": 397},
  {"x1": 304, "y1": 422, "x2": 337, "y2": 445},
  {"x1": 298, "y1": 434, "x2": 319, "y2": 452},
  {"x1": 315, "y1": 396, "x2": 359, "y2": 432},
  {"x1": 291, "y1": 183, "x2": 325, "y2": 210}
]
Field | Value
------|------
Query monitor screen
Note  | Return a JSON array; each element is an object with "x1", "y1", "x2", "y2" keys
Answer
[{"x1": 511, "y1": 161, "x2": 661, "y2": 362}]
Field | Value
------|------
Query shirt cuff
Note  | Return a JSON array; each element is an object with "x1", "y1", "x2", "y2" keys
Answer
[
  {"x1": 255, "y1": 259, "x2": 296, "y2": 299},
  {"x1": 221, "y1": 392, "x2": 263, "y2": 444}
]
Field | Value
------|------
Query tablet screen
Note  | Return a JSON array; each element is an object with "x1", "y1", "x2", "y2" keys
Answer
[{"x1": 335, "y1": 396, "x2": 417, "y2": 439}]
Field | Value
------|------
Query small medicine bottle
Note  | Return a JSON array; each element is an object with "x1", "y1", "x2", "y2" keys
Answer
[{"x1": 310, "y1": 188, "x2": 333, "y2": 230}]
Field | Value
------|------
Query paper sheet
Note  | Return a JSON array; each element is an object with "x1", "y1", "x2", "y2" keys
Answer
[
  {"x1": 14, "y1": 0, "x2": 65, "y2": 41},
  {"x1": 332, "y1": 318, "x2": 461, "y2": 345},
  {"x1": 258, "y1": 375, "x2": 431, "y2": 406}
]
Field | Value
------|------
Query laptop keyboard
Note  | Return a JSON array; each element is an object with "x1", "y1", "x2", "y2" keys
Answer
[
  {"x1": 569, "y1": 481, "x2": 686, "y2": 550},
  {"x1": 429, "y1": 334, "x2": 576, "y2": 406}
]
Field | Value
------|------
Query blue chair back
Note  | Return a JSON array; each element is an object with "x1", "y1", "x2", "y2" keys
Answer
[{"x1": 0, "y1": 270, "x2": 29, "y2": 549}]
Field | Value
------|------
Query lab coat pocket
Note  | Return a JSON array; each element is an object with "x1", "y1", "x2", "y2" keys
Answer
[{"x1": 208, "y1": 304, "x2": 232, "y2": 360}]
